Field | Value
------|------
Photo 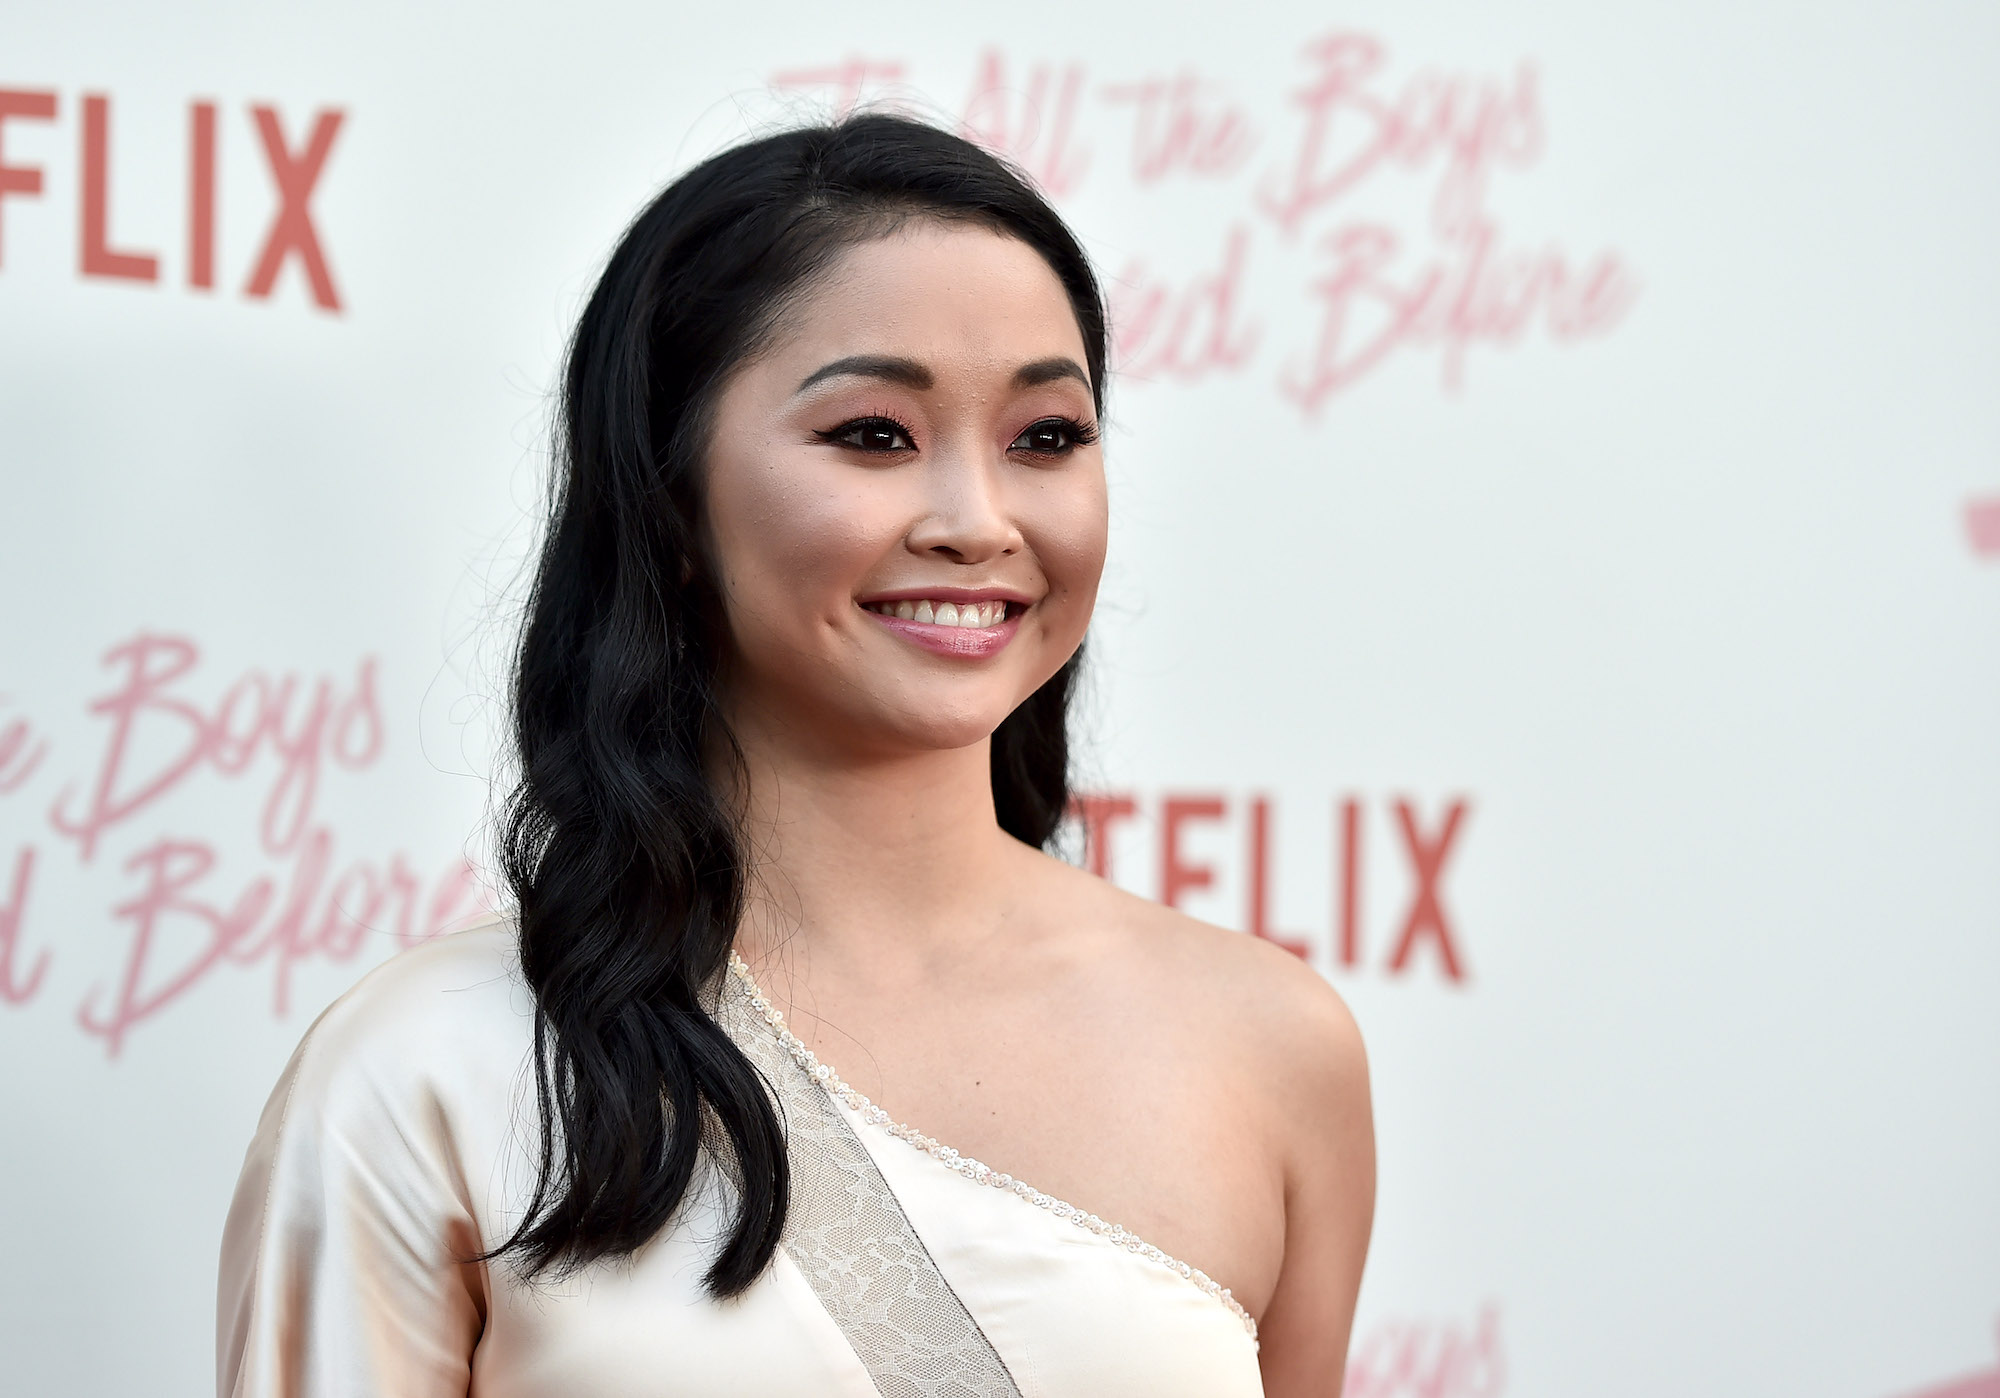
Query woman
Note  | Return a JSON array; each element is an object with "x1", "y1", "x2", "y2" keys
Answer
[{"x1": 218, "y1": 112, "x2": 1374, "y2": 1397}]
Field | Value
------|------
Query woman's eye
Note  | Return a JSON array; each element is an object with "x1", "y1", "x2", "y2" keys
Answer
[
  {"x1": 1010, "y1": 418, "x2": 1094, "y2": 456},
  {"x1": 823, "y1": 418, "x2": 914, "y2": 453}
]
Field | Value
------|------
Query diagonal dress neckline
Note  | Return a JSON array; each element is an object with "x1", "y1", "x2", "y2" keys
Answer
[{"x1": 726, "y1": 952, "x2": 1259, "y2": 1341}]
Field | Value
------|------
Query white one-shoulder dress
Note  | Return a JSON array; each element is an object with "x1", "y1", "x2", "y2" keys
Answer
[{"x1": 217, "y1": 919, "x2": 1265, "y2": 1397}]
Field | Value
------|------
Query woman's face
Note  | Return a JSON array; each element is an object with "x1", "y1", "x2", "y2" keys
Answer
[{"x1": 702, "y1": 220, "x2": 1107, "y2": 759}]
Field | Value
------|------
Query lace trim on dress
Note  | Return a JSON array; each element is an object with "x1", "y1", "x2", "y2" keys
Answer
[
  {"x1": 727, "y1": 954, "x2": 1260, "y2": 1343},
  {"x1": 716, "y1": 966, "x2": 1025, "y2": 1398}
]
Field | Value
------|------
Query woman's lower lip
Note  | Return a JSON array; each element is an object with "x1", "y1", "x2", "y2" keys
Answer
[{"x1": 866, "y1": 609, "x2": 1022, "y2": 659}]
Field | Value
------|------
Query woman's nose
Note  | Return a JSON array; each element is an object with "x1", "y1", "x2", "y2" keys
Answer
[{"x1": 905, "y1": 448, "x2": 1022, "y2": 564}]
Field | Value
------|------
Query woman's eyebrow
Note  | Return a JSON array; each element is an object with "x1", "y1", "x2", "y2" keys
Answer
[
  {"x1": 794, "y1": 354, "x2": 1092, "y2": 396},
  {"x1": 795, "y1": 355, "x2": 932, "y2": 394},
  {"x1": 1013, "y1": 357, "x2": 1090, "y2": 390}
]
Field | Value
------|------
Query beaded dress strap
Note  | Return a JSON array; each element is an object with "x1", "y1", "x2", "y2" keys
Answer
[
  {"x1": 715, "y1": 963, "x2": 1024, "y2": 1397},
  {"x1": 727, "y1": 953, "x2": 1259, "y2": 1342}
]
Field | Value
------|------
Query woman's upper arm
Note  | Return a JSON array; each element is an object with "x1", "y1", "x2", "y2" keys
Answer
[
  {"x1": 217, "y1": 1002, "x2": 489, "y2": 1398},
  {"x1": 1253, "y1": 972, "x2": 1377, "y2": 1398}
]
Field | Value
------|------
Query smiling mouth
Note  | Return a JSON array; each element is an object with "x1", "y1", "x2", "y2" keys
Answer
[{"x1": 862, "y1": 598, "x2": 1016, "y2": 629}]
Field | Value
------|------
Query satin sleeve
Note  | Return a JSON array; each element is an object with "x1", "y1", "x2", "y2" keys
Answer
[{"x1": 217, "y1": 983, "x2": 491, "y2": 1398}]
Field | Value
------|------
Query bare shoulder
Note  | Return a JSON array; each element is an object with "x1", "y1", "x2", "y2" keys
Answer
[{"x1": 1032, "y1": 853, "x2": 1369, "y2": 1102}]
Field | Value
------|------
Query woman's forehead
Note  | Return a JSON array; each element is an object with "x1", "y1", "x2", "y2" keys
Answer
[{"x1": 767, "y1": 224, "x2": 1089, "y2": 376}]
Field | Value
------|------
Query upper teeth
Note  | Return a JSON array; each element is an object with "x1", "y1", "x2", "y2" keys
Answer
[{"x1": 867, "y1": 599, "x2": 1010, "y2": 628}]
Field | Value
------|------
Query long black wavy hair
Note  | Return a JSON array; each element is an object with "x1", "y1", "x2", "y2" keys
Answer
[{"x1": 493, "y1": 113, "x2": 1108, "y2": 1296}]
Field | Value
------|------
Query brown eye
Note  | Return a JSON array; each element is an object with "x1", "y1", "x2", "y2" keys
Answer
[
  {"x1": 1010, "y1": 417, "x2": 1097, "y2": 456},
  {"x1": 820, "y1": 417, "x2": 915, "y2": 453}
]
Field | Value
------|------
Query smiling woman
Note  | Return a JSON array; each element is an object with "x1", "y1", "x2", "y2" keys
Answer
[{"x1": 216, "y1": 113, "x2": 1373, "y2": 1398}]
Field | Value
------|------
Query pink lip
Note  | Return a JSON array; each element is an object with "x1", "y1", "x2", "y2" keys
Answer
[{"x1": 862, "y1": 605, "x2": 1025, "y2": 659}]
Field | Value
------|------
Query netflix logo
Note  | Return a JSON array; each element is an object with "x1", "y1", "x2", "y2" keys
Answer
[
  {"x1": 1068, "y1": 790, "x2": 1472, "y2": 983},
  {"x1": 0, "y1": 88, "x2": 345, "y2": 310}
]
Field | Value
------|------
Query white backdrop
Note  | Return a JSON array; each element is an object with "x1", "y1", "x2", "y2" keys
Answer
[{"x1": 3, "y1": 3, "x2": 1998, "y2": 1395}]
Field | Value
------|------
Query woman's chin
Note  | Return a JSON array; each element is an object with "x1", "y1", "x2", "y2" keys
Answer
[{"x1": 843, "y1": 699, "x2": 1023, "y2": 756}]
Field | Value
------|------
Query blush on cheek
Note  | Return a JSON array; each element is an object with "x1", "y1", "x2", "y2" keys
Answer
[
  {"x1": 1021, "y1": 483, "x2": 1109, "y2": 644},
  {"x1": 707, "y1": 442, "x2": 909, "y2": 642}
]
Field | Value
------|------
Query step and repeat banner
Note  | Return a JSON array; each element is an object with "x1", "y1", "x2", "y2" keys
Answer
[{"x1": 3, "y1": 2, "x2": 1997, "y2": 1395}]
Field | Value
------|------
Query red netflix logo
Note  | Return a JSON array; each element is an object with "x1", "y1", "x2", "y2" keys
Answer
[
  {"x1": 1069, "y1": 790, "x2": 1471, "y2": 983},
  {"x1": 0, "y1": 89, "x2": 345, "y2": 311}
]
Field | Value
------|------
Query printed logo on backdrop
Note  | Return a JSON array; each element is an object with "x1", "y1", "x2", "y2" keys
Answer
[
  {"x1": 1069, "y1": 791, "x2": 1471, "y2": 984},
  {"x1": 1345, "y1": 1305, "x2": 1503, "y2": 1398},
  {"x1": 1335, "y1": 1305, "x2": 2000, "y2": 1398},
  {"x1": 1882, "y1": 1321, "x2": 2000, "y2": 1398},
  {"x1": 0, "y1": 89, "x2": 345, "y2": 310},
  {"x1": 1968, "y1": 497, "x2": 2000, "y2": 559},
  {"x1": 0, "y1": 634, "x2": 489, "y2": 1056},
  {"x1": 775, "y1": 34, "x2": 1637, "y2": 415}
]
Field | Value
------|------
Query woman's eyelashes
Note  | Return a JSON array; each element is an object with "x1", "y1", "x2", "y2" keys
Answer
[
  {"x1": 1010, "y1": 416, "x2": 1099, "y2": 457},
  {"x1": 816, "y1": 414, "x2": 1100, "y2": 458},
  {"x1": 816, "y1": 415, "x2": 917, "y2": 453}
]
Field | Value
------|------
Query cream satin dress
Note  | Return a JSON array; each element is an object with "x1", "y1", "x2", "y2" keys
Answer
[{"x1": 217, "y1": 919, "x2": 1265, "y2": 1396}]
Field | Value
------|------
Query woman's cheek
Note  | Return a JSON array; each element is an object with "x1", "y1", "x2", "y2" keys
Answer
[
  {"x1": 781, "y1": 486, "x2": 908, "y2": 607},
  {"x1": 1028, "y1": 475, "x2": 1109, "y2": 626},
  {"x1": 720, "y1": 458, "x2": 890, "y2": 625}
]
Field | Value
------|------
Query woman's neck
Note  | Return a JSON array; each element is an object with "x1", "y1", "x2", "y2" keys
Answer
[{"x1": 725, "y1": 708, "x2": 1033, "y2": 976}]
